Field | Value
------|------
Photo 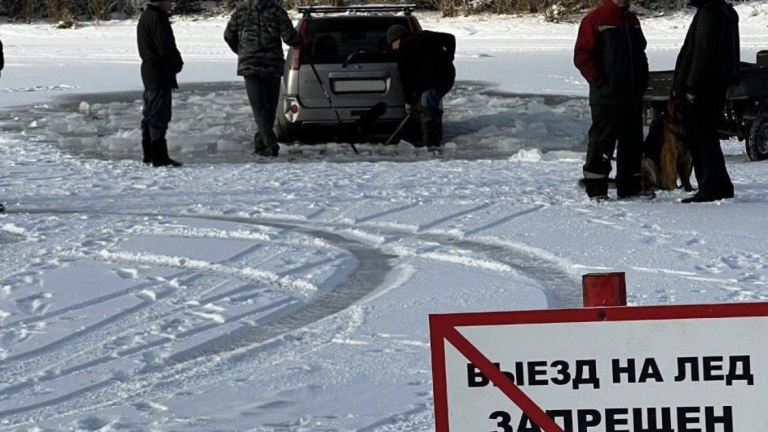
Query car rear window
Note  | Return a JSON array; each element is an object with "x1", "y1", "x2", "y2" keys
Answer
[{"x1": 301, "y1": 17, "x2": 411, "y2": 65}]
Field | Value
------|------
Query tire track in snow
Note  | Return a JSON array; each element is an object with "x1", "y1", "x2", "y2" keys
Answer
[
  {"x1": 0, "y1": 208, "x2": 579, "y2": 426},
  {"x1": 0, "y1": 232, "x2": 299, "y2": 391},
  {"x1": 354, "y1": 202, "x2": 422, "y2": 224},
  {"x1": 0, "y1": 241, "x2": 269, "y2": 381},
  {"x1": 161, "y1": 216, "x2": 397, "y2": 364},
  {"x1": 69, "y1": 250, "x2": 318, "y2": 299},
  {"x1": 198, "y1": 212, "x2": 580, "y2": 309},
  {"x1": 464, "y1": 204, "x2": 546, "y2": 236},
  {"x1": 417, "y1": 202, "x2": 495, "y2": 232},
  {"x1": 0, "y1": 211, "x2": 395, "y2": 426},
  {"x1": 0, "y1": 236, "x2": 343, "y2": 400}
]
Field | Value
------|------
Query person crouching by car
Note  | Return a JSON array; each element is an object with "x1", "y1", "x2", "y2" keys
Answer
[
  {"x1": 224, "y1": 0, "x2": 302, "y2": 158},
  {"x1": 387, "y1": 25, "x2": 456, "y2": 148},
  {"x1": 138, "y1": 0, "x2": 184, "y2": 167}
]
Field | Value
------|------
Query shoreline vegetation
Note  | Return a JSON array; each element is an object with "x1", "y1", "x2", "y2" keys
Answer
[{"x1": 1, "y1": 0, "x2": 713, "y2": 25}]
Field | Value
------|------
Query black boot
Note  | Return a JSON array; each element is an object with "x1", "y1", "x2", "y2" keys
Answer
[
  {"x1": 256, "y1": 147, "x2": 279, "y2": 157},
  {"x1": 141, "y1": 126, "x2": 152, "y2": 165},
  {"x1": 253, "y1": 133, "x2": 279, "y2": 157},
  {"x1": 254, "y1": 132, "x2": 266, "y2": 155},
  {"x1": 618, "y1": 177, "x2": 655, "y2": 200},
  {"x1": 152, "y1": 139, "x2": 183, "y2": 168},
  {"x1": 420, "y1": 106, "x2": 444, "y2": 148},
  {"x1": 0, "y1": 203, "x2": 5, "y2": 213},
  {"x1": 142, "y1": 142, "x2": 152, "y2": 165},
  {"x1": 584, "y1": 178, "x2": 609, "y2": 201},
  {"x1": 681, "y1": 190, "x2": 734, "y2": 204}
]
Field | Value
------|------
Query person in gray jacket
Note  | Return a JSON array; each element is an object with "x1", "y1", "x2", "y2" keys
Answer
[{"x1": 224, "y1": 0, "x2": 302, "y2": 157}]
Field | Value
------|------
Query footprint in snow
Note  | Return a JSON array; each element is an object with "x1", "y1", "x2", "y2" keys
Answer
[
  {"x1": 133, "y1": 400, "x2": 169, "y2": 413},
  {"x1": 115, "y1": 268, "x2": 139, "y2": 279},
  {"x1": 77, "y1": 415, "x2": 112, "y2": 431},
  {"x1": 15, "y1": 292, "x2": 53, "y2": 316},
  {"x1": 686, "y1": 237, "x2": 703, "y2": 246}
]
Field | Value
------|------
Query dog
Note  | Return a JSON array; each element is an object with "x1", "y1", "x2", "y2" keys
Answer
[{"x1": 641, "y1": 99, "x2": 694, "y2": 192}]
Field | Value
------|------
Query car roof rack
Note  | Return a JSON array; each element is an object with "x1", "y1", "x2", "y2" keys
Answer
[{"x1": 298, "y1": 4, "x2": 417, "y2": 17}]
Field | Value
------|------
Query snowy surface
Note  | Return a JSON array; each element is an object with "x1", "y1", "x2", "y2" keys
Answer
[
  {"x1": 2, "y1": 1, "x2": 768, "y2": 108},
  {"x1": 2, "y1": 6, "x2": 768, "y2": 431}
]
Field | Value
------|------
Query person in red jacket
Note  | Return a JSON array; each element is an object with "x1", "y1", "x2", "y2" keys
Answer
[{"x1": 574, "y1": 0, "x2": 651, "y2": 201}]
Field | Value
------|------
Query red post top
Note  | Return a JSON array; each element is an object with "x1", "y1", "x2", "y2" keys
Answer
[{"x1": 582, "y1": 272, "x2": 628, "y2": 308}]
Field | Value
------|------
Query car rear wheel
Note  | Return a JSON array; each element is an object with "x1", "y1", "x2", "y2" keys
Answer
[
  {"x1": 747, "y1": 112, "x2": 768, "y2": 161},
  {"x1": 276, "y1": 122, "x2": 297, "y2": 144}
]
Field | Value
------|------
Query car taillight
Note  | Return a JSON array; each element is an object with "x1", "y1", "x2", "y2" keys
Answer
[
  {"x1": 407, "y1": 16, "x2": 421, "y2": 33},
  {"x1": 291, "y1": 20, "x2": 310, "y2": 71}
]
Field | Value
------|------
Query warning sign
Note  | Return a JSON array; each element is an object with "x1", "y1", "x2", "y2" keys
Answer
[{"x1": 429, "y1": 303, "x2": 768, "y2": 432}]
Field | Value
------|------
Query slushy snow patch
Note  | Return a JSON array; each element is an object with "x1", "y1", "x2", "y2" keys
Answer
[{"x1": 510, "y1": 148, "x2": 544, "y2": 162}]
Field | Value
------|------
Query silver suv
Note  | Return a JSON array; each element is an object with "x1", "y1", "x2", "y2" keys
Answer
[{"x1": 277, "y1": 5, "x2": 421, "y2": 143}]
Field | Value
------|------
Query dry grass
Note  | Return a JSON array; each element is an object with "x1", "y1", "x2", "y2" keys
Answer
[{"x1": 0, "y1": 0, "x2": 722, "y2": 21}]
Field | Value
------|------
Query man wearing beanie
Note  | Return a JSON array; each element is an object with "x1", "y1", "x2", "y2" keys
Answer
[
  {"x1": 387, "y1": 25, "x2": 456, "y2": 148},
  {"x1": 674, "y1": 0, "x2": 740, "y2": 203},
  {"x1": 137, "y1": 0, "x2": 184, "y2": 167},
  {"x1": 574, "y1": 0, "x2": 650, "y2": 201}
]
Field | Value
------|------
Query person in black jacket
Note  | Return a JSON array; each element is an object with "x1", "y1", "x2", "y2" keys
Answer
[
  {"x1": 387, "y1": 26, "x2": 456, "y2": 148},
  {"x1": 224, "y1": 0, "x2": 301, "y2": 157},
  {"x1": 674, "y1": 0, "x2": 739, "y2": 203},
  {"x1": 574, "y1": 0, "x2": 651, "y2": 201},
  {"x1": 137, "y1": 0, "x2": 183, "y2": 167}
]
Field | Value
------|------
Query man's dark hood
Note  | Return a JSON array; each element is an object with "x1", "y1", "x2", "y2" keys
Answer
[
  {"x1": 255, "y1": 0, "x2": 278, "y2": 10},
  {"x1": 688, "y1": 0, "x2": 712, "y2": 8},
  {"x1": 720, "y1": 1, "x2": 739, "y2": 24},
  {"x1": 689, "y1": 0, "x2": 739, "y2": 21},
  {"x1": 145, "y1": 3, "x2": 170, "y2": 15},
  {"x1": 690, "y1": 0, "x2": 740, "y2": 24}
]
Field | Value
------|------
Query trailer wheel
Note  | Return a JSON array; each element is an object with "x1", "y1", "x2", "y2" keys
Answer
[{"x1": 747, "y1": 112, "x2": 768, "y2": 161}]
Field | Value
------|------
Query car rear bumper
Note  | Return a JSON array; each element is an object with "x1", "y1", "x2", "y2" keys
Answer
[{"x1": 278, "y1": 100, "x2": 408, "y2": 143}]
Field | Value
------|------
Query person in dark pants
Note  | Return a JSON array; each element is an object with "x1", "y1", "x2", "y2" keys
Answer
[
  {"x1": 387, "y1": 26, "x2": 456, "y2": 148},
  {"x1": 674, "y1": 0, "x2": 739, "y2": 203},
  {"x1": 1, "y1": 37, "x2": 5, "y2": 213},
  {"x1": 574, "y1": 0, "x2": 651, "y2": 201},
  {"x1": 224, "y1": 0, "x2": 301, "y2": 157},
  {"x1": 137, "y1": 0, "x2": 183, "y2": 167}
]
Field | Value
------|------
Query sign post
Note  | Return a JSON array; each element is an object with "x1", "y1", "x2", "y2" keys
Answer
[
  {"x1": 430, "y1": 303, "x2": 768, "y2": 432},
  {"x1": 582, "y1": 273, "x2": 627, "y2": 308}
]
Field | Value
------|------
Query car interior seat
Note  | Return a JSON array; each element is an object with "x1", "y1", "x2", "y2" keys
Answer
[{"x1": 314, "y1": 35, "x2": 339, "y2": 58}]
